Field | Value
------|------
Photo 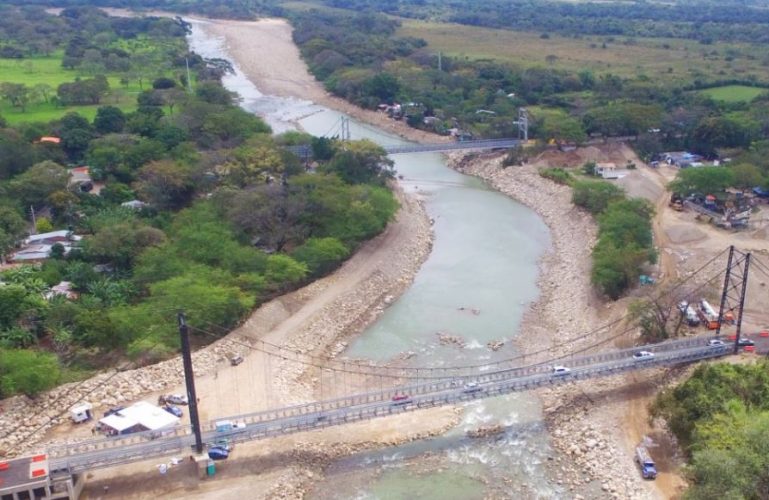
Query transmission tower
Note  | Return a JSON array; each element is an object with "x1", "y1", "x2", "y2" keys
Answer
[
  {"x1": 513, "y1": 108, "x2": 529, "y2": 141},
  {"x1": 340, "y1": 117, "x2": 351, "y2": 141},
  {"x1": 716, "y1": 246, "x2": 751, "y2": 353}
]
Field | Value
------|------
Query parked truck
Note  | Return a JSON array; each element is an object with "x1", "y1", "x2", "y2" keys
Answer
[
  {"x1": 635, "y1": 446, "x2": 657, "y2": 480},
  {"x1": 699, "y1": 299, "x2": 720, "y2": 330}
]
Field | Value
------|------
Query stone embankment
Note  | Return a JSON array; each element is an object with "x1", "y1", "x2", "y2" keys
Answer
[{"x1": 0, "y1": 337, "x2": 249, "y2": 456}]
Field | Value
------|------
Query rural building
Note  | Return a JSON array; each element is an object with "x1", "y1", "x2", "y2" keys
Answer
[
  {"x1": 10, "y1": 230, "x2": 82, "y2": 263},
  {"x1": 98, "y1": 401, "x2": 179, "y2": 436},
  {"x1": 594, "y1": 162, "x2": 619, "y2": 179},
  {"x1": 121, "y1": 199, "x2": 148, "y2": 210},
  {"x1": 0, "y1": 453, "x2": 85, "y2": 500}
]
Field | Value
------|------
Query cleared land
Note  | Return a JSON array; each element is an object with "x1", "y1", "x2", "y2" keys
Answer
[
  {"x1": 699, "y1": 84, "x2": 768, "y2": 102},
  {"x1": 396, "y1": 20, "x2": 769, "y2": 83}
]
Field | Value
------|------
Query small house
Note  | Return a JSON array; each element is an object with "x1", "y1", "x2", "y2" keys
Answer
[
  {"x1": 594, "y1": 162, "x2": 619, "y2": 179},
  {"x1": 121, "y1": 200, "x2": 148, "y2": 210},
  {"x1": 10, "y1": 230, "x2": 82, "y2": 263}
]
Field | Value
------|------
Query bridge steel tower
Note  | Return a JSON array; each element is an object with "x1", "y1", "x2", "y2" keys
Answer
[
  {"x1": 178, "y1": 312, "x2": 204, "y2": 453},
  {"x1": 716, "y1": 246, "x2": 751, "y2": 354}
]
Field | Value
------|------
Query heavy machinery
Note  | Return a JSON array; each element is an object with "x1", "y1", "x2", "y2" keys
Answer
[{"x1": 669, "y1": 193, "x2": 683, "y2": 211}]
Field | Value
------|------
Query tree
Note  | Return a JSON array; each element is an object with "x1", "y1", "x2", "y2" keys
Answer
[
  {"x1": 225, "y1": 184, "x2": 309, "y2": 252},
  {"x1": 93, "y1": 105, "x2": 126, "y2": 134},
  {"x1": 133, "y1": 160, "x2": 195, "y2": 210},
  {"x1": 84, "y1": 223, "x2": 166, "y2": 269},
  {"x1": 31, "y1": 83, "x2": 53, "y2": 104},
  {"x1": 195, "y1": 82, "x2": 235, "y2": 105},
  {"x1": 0, "y1": 348, "x2": 61, "y2": 397},
  {"x1": 221, "y1": 139, "x2": 286, "y2": 187},
  {"x1": 0, "y1": 284, "x2": 32, "y2": 330},
  {"x1": 0, "y1": 206, "x2": 26, "y2": 257},
  {"x1": 668, "y1": 166, "x2": 735, "y2": 196},
  {"x1": 9, "y1": 160, "x2": 69, "y2": 208},
  {"x1": 264, "y1": 254, "x2": 308, "y2": 288},
  {"x1": 629, "y1": 282, "x2": 698, "y2": 343},
  {"x1": 324, "y1": 139, "x2": 394, "y2": 185},
  {"x1": 0, "y1": 82, "x2": 30, "y2": 112},
  {"x1": 364, "y1": 72, "x2": 400, "y2": 102},
  {"x1": 35, "y1": 217, "x2": 53, "y2": 233},
  {"x1": 731, "y1": 163, "x2": 764, "y2": 189},
  {"x1": 0, "y1": 128, "x2": 35, "y2": 180}
]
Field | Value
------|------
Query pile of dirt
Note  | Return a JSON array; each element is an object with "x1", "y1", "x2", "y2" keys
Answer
[{"x1": 665, "y1": 224, "x2": 707, "y2": 245}]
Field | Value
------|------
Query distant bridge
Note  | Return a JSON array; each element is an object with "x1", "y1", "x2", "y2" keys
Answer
[{"x1": 286, "y1": 138, "x2": 523, "y2": 158}]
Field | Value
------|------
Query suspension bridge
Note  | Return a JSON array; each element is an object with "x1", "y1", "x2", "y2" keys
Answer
[
  {"x1": 286, "y1": 113, "x2": 528, "y2": 158},
  {"x1": 286, "y1": 138, "x2": 524, "y2": 158},
  {"x1": 46, "y1": 337, "x2": 733, "y2": 475},
  {"x1": 2, "y1": 247, "x2": 765, "y2": 499}
]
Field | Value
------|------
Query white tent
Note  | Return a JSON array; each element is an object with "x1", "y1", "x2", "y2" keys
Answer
[
  {"x1": 119, "y1": 401, "x2": 179, "y2": 431},
  {"x1": 98, "y1": 401, "x2": 179, "y2": 435}
]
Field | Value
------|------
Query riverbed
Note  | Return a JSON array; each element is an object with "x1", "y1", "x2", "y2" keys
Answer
[{"x1": 188, "y1": 19, "x2": 567, "y2": 499}]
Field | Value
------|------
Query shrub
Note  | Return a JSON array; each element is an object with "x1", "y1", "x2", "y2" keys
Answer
[
  {"x1": 572, "y1": 180, "x2": 625, "y2": 214},
  {"x1": 0, "y1": 348, "x2": 61, "y2": 397},
  {"x1": 539, "y1": 167, "x2": 574, "y2": 185},
  {"x1": 293, "y1": 237, "x2": 350, "y2": 276}
]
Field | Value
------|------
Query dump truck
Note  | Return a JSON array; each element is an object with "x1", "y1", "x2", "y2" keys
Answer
[{"x1": 636, "y1": 446, "x2": 657, "y2": 480}]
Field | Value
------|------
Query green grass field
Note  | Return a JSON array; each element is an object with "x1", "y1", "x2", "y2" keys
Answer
[
  {"x1": 396, "y1": 20, "x2": 769, "y2": 84},
  {"x1": 699, "y1": 85, "x2": 768, "y2": 102},
  {"x1": 0, "y1": 41, "x2": 180, "y2": 125}
]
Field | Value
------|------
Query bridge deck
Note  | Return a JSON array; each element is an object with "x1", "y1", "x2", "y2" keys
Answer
[{"x1": 47, "y1": 337, "x2": 733, "y2": 474}]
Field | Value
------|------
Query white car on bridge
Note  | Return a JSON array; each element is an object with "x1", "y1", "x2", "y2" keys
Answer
[{"x1": 632, "y1": 351, "x2": 655, "y2": 361}]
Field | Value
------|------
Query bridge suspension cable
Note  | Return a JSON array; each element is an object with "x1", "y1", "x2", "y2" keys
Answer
[
  {"x1": 189, "y1": 260, "x2": 730, "y2": 384},
  {"x1": 191, "y1": 247, "x2": 730, "y2": 380}
]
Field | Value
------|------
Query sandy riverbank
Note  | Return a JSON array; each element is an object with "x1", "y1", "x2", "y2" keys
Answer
[{"x1": 200, "y1": 19, "x2": 450, "y2": 145}]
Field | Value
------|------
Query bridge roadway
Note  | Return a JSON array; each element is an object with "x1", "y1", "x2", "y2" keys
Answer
[
  {"x1": 286, "y1": 138, "x2": 522, "y2": 157},
  {"x1": 47, "y1": 336, "x2": 729, "y2": 475}
]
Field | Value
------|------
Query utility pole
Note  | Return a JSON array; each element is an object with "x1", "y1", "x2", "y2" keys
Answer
[
  {"x1": 185, "y1": 57, "x2": 193, "y2": 94},
  {"x1": 30, "y1": 205, "x2": 36, "y2": 232},
  {"x1": 513, "y1": 108, "x2": 529, "y2": 142},
  {"x1": 438, "y1": 51, "x2": 442, "y2": 72},
  {"x1": 178, "y1": 312, "x2": 203, "y2": 454}
]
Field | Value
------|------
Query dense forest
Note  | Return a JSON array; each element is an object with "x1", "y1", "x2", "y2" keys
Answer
[
  {"x1": 324, "y1": 0, "x2": 769, "y2": 44},
  {"x1": 0, "y1": 6, "x2": 396, "y2": 397}
]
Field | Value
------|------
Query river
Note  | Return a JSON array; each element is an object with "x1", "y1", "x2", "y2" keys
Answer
[{"x1": 188, "y1": 21, "x2": 563, "y2": 499}]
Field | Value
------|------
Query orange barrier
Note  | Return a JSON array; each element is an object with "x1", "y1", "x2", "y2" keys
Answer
[
  {"x1": 760, "y1": 331, "x2": 769, "y2": 338},
  {"x1": 727, "y1": 334, "x2": 737, "y2": 341},
  {"x1": 744, "y1": 345, "x2": 756, "y2": 353}
]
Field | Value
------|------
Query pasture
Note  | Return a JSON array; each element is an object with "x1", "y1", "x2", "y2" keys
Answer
[
  {"x1": 396, "y1": 20, "x2": 769, "y2": 84},
  {"x1": 699, "y1": 85, "x2": 767, "y2": 103},
  {"x1": 0, "y1": 37, "x2": 183, "y2": 124}
]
